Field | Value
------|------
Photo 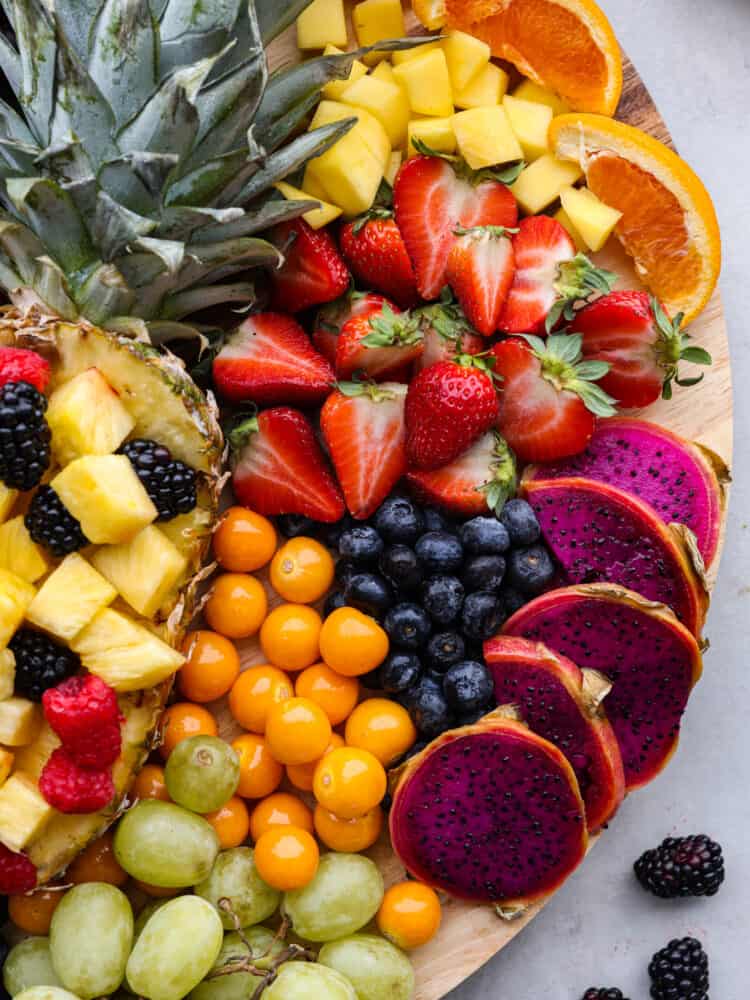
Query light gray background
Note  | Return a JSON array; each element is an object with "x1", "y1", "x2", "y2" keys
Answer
[{"x1": 451, "y1": 1, "x2": 750, "y2": 997}]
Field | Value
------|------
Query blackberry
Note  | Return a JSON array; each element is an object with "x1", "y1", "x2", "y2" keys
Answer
[
  {"x1": 649, "y1": 937, "x2": 708, "y2": 1000},
  {"x1": 25, "y1": 486, "x2": 88, "y2": 557},
  {"x1": 581, "y1": 991, "x2": 630, "y2": 1000},
  {"x1": 10, "y1": 629, "x2": 80, "y2": 701},
  {"x1": 0, "y1": 381, "x2": 50, "y2": 491},
  {"x1": 120, "y1": 439, "x2": 197, "y2": 521},
  {"x1": 634, "y1": 834, "x2": 725, "y2": 898}
]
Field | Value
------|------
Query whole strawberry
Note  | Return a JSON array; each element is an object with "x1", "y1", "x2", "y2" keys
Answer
[
  {"x1": 405, "y1": 355, "x2": 499, "y2": 470},
  {"x1": 340, "y1": 209, "x2": 419, "y2": 309}
]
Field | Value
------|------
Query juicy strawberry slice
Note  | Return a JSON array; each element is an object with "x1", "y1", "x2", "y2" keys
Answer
[
  {"x1": 416, "y1": 298, "x2": 485, "y2": 371},
  {"x1": 336, "y1": 303, "x2": 423, "y2": 381},
  {"x1": 312, "y1": 292, "x2": 390, "y2": 364},
  {"x1": 321, "y1": 381, "x2": 408, "y2": 520},
  {"x1": 270, "y1": 219, "x2": 350, "y2": 313},
  {"x1": 394, "y1": 155, "x2": 518, "y2": 300},
  {"x1": 0, "y1": 347, "x2": 50, "y2": 392},
  {"x1": 213, "y1": 313, "x2": 334, "y2": 406},
  {"x1": 446, "y1": 226, "x2": 516, "y2": 336},
  {"x1": 230, "y1": 408, "x2": 345, "y2": 522},
  {"x1": 340, "y1": 211, "x2": 419, "y2": 309},
  {"x1": 500, "y1": 217, "x2": 576, "y2": 333}
]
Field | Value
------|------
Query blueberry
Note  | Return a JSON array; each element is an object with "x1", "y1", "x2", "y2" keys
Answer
[
  {"x1": 408, "y1": 675, "x2": 454, "y2": 737},
  {"x1": 499, "y1": 586, "x2": 526, "y2": 618},
  {"x1": 384, "y1": 602, "x2": 432, "y2": 650},
  {"x1": 443, "y1": 660, "x2": 495, "y2": 713},
  {"x1": 339, "y1": 525, "x2": 384, "y2": 564},
  {"x1": 379, "y1": 651, "x2": 423, "y2": 693},
  {"x1": 379, "y1": 544, "x2": 423, "y2": 593},
  {"x1": 458, "y1": 516, "x2": 510, "y2": 555},
  {"x1": 344, "y1": 572, "x2": 394, "y2": 617},
  {"x1": 462, "y1": 554, "x2": 506, "y2": 593},
  {"x1": 461, "y1": 591, "x2": 505, "y2": 641},
  {"x1": 426, "y1": 631, "x2": 466, "y2": 673},
  {"x1": 507, "y1": 544, "x2": 556, "y2": 595},
  {"x1": 501, "y1": 498, "x2": 541, "y2": 547},
  {"x1": 277, "y1": 514, "x2": 316, "y2": 538},
  {"x1": 421, "y1": 575, "x2": 465, "y2": 625},
  {"x1": 374, "y1": 497, "x2": 425, "y2": 544},
  {"x1": 422, "y1": 507, "x2": 453, "y2": 534},
  {"x1": 335, "y1": 557, "x2": 358, "y2": 588},
  {"x1": 318, "y1": 514, "x2": 356, "y2": 549},
  {"x1": 324, "y1": 590, "x2": 347, "y2": 616},
  {"x1": 415, "y1": 531, "x2": 464, "y2": 574}
]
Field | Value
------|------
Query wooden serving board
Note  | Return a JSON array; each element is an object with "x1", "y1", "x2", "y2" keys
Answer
[{"x1": 216, "y1": 10, "x2": 733, "y2": 1000}]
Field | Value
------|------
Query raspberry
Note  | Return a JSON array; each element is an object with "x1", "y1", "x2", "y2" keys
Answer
[
  {"x1": 0, "y1": 843, "x2": 37, "y2": 893},
  {"x1": 42, "y1": 675, "x2": 120, "y2": 745},
  {"x1": 65, "y1": 720, "x2": 122, "y2": 769},
  {"x1": 39, "y1": 747, "x2": 115, "y2": 814},
  {"x1": 0, "y1": 348, "x2": 50, "y2": 393}
]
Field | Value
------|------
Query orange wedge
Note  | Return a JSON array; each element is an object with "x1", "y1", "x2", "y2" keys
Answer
[
  {"x1": 550, "y1": 114, "x2": 721, "y2": 324},
  {"x1": 438, "y1": 0, "x2": 622, "y2": 116}
]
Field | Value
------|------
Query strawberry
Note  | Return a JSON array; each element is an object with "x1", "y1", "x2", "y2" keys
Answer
[
  {"x1": 570, "y1": 290, "x2": 712, "y2": 408},
  {"x1": 446, "y1": 225, "x2": 516, "y2": 336},
  {"x1": 405, "y1": 355, "x2": 499, "y2": 470},
  {"x1": 230, "y1": 408, "x2": 345, "y2": 522},
  {"x1": 406, "y1": 430, "x2": 517, "y2": 517},
  {"x1": 321, "y1": 380, "x2": 408, "y2": 520},
  {"x1": 340, "y1": 210, "x2": 419, "y2": 309},
  {"x1": 500, "y1": 216, "x2": 616, "y2": 334},
  {"x1": 212, "y1": 313, "x2": 334, "y2": 406},
  {"x1": 269, "y1": 219, "x2": 350, "y2": 313},
  {"x1": 490, "y1": 334, "x2": 617, "y2": 463},
  {"x1": 394, "y1": 153, "x2": 518, "y2": 300},
  {"x1": 336, "y1": 303, "x2": 423, "y2": 381},
  {"x1": 312, "y1": 292, "x2": 390, "y2": 364},
  {"x1": 0, "y1": 347, "x2": 50, "y2": 392},
  {"x1": 416, "y1": 296, "x2": 484, "y2": 371}
]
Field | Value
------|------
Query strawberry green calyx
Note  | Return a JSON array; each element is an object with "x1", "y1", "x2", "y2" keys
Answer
[
  {"x1": 362, "y1": 304, "x2": 423, "y2": 348},
  {"x1": 453, "y1": 225, "x2": 520, "y2": 240},
  {"x1": 336, "y1": 379, "x2": 399, "y2": 402},
  {"x1": 547, "y1": 254, "x2": 618, "y2": 332},
  {"x1": 520, "y1": 333, "x2": 618, "y2": 417},
  {"x1": 479, "y1": 434, "x2": 518, "y2": 515},
  {"x1": 416, "y1": 289, "x2": 473, "y2": 343},
  {"x1": 410, "y1": 139, "x2": 526, "y2": 188},
  {"x1": 227, "y1": 414, "x2": 259, "y2": 454},
  {"x1": 650, "y1": 296, "x2": 712, "y2": 399},
  {"x1": 351, "y1": 207, "x2": 393, "y2": 235}
]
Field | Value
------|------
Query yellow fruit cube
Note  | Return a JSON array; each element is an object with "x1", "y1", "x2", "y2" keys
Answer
[
  {"x1": 0, "y1": 649, "x2": 14, "y2": 700},
  {"x1": 503, "y1": 94, "x2": 553, "y2": 161},
  {"x1": 554, "y1": 206, "x2": 588, "y2": 253},
  {"x1": 512, "y1": 79, "x2": 571, "y2": 117},
  {"x1": 0, "y1": 570, "x2": 35, "y2": 650},
  {"x1": 302, "y1": 168, "x2": 332, "y2": 204},
  {"x1": 371, "y1": 61, "x2": 398, "y2": 85},
  {"x1": 0, "y1": 749, "x2": 13, "y2": 787},
  {"x1": 452, "y1": 106, "x2": 523, "y2": 170},
  {"x1": 443, "y1": 30, "x2": 491, "y2": 92},
  {"x1": 559, "y1": 185, "x2": 623, "y2": 252},
  {"x1": 341, "y1": 74, "x2": 410, "y2": 148},
  {"x1": 14, "y1": 723, "x2": 60, "y2": 780},
  {"x1": 322, "y1": 45, "x2": 368, "y2": 101},
  {"x1": 394, "y1": 49, "x2": 453, "y2": 117},
  {"x1": 353, "y1": 0, "x2": 405, "y2": 64},
  {"x1": 385, "y1": 150, "x2": 403, "y2": 187},
  {"x1": 27, "y1": 553, "x2": 117, "y2": 642},
  {"x1": 407, "y1": 117, "x2": 456, "y2": 157},
  {"x1": 52, "y1": 454, "x2": 158, "y2": 545},
  {"x1": 453, "y1": 62, "x2": 509, "y2": 109},
  {"x1": 391, "y1": 40, "x2": 442, "y2": 65},
  {"x1": 307, "y1": 138, "x2": 384, "y2": 217},
  {"x1": 310, "y1": 100, "x2": 390, "y2": 169},
  {"x1": 0, "y1": 773, "x2": 53, "y2": 851},
  {"x1": 274, "y1": 181, "x2": 342, "y2": 230},
  {"x1": 0, "y1": 698, "x2": 41, "y2": 746},
  {"x1": 296, "y1": 0, "x2": 347, "y2": 49},
  {"x1": 510, "y1": 154, "x2": 583, "y2": 214},
  {"x1": 0, "y1": 517, "x2": 48, "y2": 583},
  {"x1": 46, "y1": 368, "x2": 136, "y2": 465},
  {"x1": 0, "y1": 486, "x2": 17, "y2": 524},
  {"x1": 91, "y1": 526, "x2": 188, "y2": 619},
  {"x1": 412, "y1": 0, "x2": 447, "y2": 30}
]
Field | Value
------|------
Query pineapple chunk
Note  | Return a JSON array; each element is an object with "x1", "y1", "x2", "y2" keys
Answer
[
  {"x1": 393, "y1": 49, "x2": 453, "y2": 118},
  {"x1": 296, "y1": 0, "x2": 348, "y2": 49},
  {"x1": 412, "y1": 0, "x2": 447, "y2": 30},
  {"x1": 408, "y1": 117, "x2": 456, "y2": 157},
  {"x1": 371, "y1": 61, "x2": 399, "y2": 85},
  {"x1": 503, "y1": 94, "x2": 553, "y2": 161},
  {"x1": 310, "y1": 100, "x2": 391, "y2": 169},
  {"x1": 14, "y1": 722, "x2": 60, "y2": 780},
  {"x1": 391, "y1": 40, "x2": 442, "y2": 65},
  {"x1": 0, "y1": 749, "x2": 13, "y2": 787},
  {"x1": 453, "y1": 62, "x2": 509, "y2": 109},
  {"x1": 302, "y1": 168, "x2": 333, "y2": 204},
  {"x1": 27, "y1": 553, "x2": 117, "y2": 642},
  {"x1": 554, "y1": 206, "x2": 588, "y2": 253},
  {"x1": 0, "y1": 772, "x2": 53, "y2": 852},
  {"x1": 91, "y1": 526, "x2": 188, "y2": 619},
  {"x1": 341, "y1": 75, "x2": 410, "y2": 148},
  {"x1": 0, "y1": 570, "x2": 35, "y2": 649},
  {"x1": 385, "y1": 150, "x2": 403, "y2": 187},
  {"x1": 510, "y1": 154, "x2": 583, "y2": 215},
  {"x1": 0, "y1": 517, "x2": 48, "y2": 583},
  {"x1": 0, "y1": 649, "x2": 14, "y2": 700},
  {"x1": 0, "y1": 485, "x2": 17, "y2": 524},
  {"x1": 559, "y1": 186, "x2": 623, "y2": 252},
  {"x1": 52, "y1": 455, "x2": 158, "y2": 545},
  {"x1": 322, "y1": 45, "x2": 368, "y2": 101},
  {"x1": 443, "y1": 30, "x2": 491, "y2": 92},
  {"x1": 46, "y1": 368, "x2": 136, "y2": 465},
  {"x1": 274, "y1": 181, "x2": 342, "y2": 230},
  {"x1": 353, "y1": 0, "x2": 406, "y2": 64},
  {"x1": 307, "y1": 139, "x2": 384, "y2": 217},
  {"x1": 452, "y1": 107, "x2": 523, "y2": 170},
  {"x1": 71, "y1": 608, "x2": 185, "y2": 692},
  {"x1": 0, "y1": 697, "x2": 41, "y2": 746},
  {"x1": 513, "y1": 79, "x2": 571, "y2": 117}
]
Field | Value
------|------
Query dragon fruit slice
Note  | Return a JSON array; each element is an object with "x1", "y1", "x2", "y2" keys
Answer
[
  {"x1": 523, "y1": 418, "x2": 729, "y2": 567},
  {"x1": 483, "y1": 636, "x2": 625, "y2": 831},
  {"x1": 521, "y1": 476, "x2": 708, "y2": 635},
  {"x1": 389, "y1": 711, "x2": 587, "y2": 907},
  {"x1": 503, "y1": 584, "x2": 703, "y2": 790}
]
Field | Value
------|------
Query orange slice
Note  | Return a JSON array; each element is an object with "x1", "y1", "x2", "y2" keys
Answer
[
  {"x1": 441, "y1": 0, "x2": 622, "y2": 115},
  {"x1": 549, "y1": 114, "x2": 721, "y2": 324}
]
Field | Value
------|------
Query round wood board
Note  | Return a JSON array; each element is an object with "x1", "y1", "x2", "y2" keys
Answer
[{"x1": 216, "y1": 9, "x2": 733, "y2": 999}]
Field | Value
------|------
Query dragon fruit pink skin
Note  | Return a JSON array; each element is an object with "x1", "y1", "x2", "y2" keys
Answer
[
  {"x1": 523, "y1": 418, "x2": 729, "y2": 567},
  {"x1": 483, "y1": 636, "x2": 625, "y2": 831},
  {"x1": 389, "y1": 712, "x2": 587, "y2": 907},
  {"x1": 503, "y1": 584, "x2": 703, "y2": 791},
  {"x1": 521, "y1": 476, "x2": 708, "y2": 636}
]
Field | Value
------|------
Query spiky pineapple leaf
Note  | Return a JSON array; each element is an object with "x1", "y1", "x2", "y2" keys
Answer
[
  {"x1": 6, "y1": 176, "x2": 97, "y2": 277},
  {"x1": 31, "y1": 255, "x2": 78, "y2": 319},
  {"x1": 54, "y1": 0, "x2": 104, "y2": 63},
  {"x1": 256, "y1": 0, "x2": 314, "y2": 44},
  {"x1": 116, "y1": 152, "x2": 180, "y2": 198},
  {"x1": 13, "y1": 0, "x2": 56, "y2": 146},
  {"x1": 0, "y1": 137, "x2": 38, "y2": 173},
  {"x1": 161, "y1": 280, "x2": 255, "y2": 319},
  {"x1": 52, "y1": 36, "x2": 119, "y2": 169},
  {"x1": 159, "y1": 0, "x2": 243, "y2": 76},
  {"x1": 191, "y1": 198, "x2": 319, "y2": 243},
  {"x1": 261, "y1": 90, "x2": 320, "y2": 155},
  {"x1": 93, "y1": 191, "x2": 156, "y2": 261},
  {"x1": 0, "y1": 31, "x2": 21, "y2": 102},
  {"x1": 189, "y1": 54, "x2": 267, "y2": 167},
  {"x1": 76, "y1": 261, "x2": 135, "y2": 323},
  {"x1": 159, "y1": 204, "x2": 244, "y2": 239},
  {"x1": 0, "y1": 217, "x2": 45, "y2": 285},
  {"x1": 166, "y1": 149, "x2": 249, "y2": 208},
  {"x1": 0, "y1": 98, "x2": 35, "y2": 146}
]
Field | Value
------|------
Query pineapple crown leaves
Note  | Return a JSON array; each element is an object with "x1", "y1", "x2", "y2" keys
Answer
[
  {"x1": 546, "y1": 253, "x2": 618, "y2": 333},
  {"x1": 410, "y1": 139, "x2": 526, "y2": 189},
  {"x1": 478, "y1": 433, "x2": 518, "y2": 516},
  {"x1": 361, "y1": 303, "x2": 423, "y2": 349},
  {"x1": 649, "y1": 295, "x2": 712, "y2": 399},
  {"x1": 519, "y1": 332, "x2": 618, "y2": 418}
]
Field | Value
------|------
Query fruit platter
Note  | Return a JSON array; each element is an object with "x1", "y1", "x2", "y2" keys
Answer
[{"x1": 0, "y1": 0, "x2": 731, "y2": 998}]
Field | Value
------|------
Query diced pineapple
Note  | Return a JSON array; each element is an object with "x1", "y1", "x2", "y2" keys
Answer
[
  {"x1": 52, "y1": 455, "x2": 158, "y2": 545},
  {"x1": 393, "y1": 49, "x2": 453, "y2": 117},
  {"x1": 385, "y1": 150, "x2": 403, "y2": 187},
  {"x1": 559, "y1": 186, "x2": 623, "y2": 252},
  {"x1": 353, "y1": 0, "x2": 406, "y2": 64},
  {"x1": 307, "y1": 137, "x2": 384, "y2": 217},
  {"x1": 0, "y1": 749, "x2": 13, "y2": 787},
  {"x1": 453, "y1": 62, "x2": 508, "y2": 109},
  {"x1": 302, "y1": 168, "x2": 333, "y2": 204},
  {"x1": 27, "y1": 553, "x2": 117, "y2": 642},
  {"x1": 0, "y1": 485, "x2": 17, "y2": 524},
  {"x1": 0, "y1": 570, "x2": 35, "y2": 649},
  {"x1": 0, "y1": 697, "x2": 41, "y2": 746},
  {"x1": 14, "y1": 723, "x2": 60, "y2": 780},
  {"x1": 371, "y1": 61, "x2": 398, "y2": 85},
  {"x1": 274, "y1": 181, "x2": 342, "y2": 230},
  {"x1": 0, "y1": 517, "x2": 48, "y2": 583},
  {"x1": 442, "y1": 30, "x2": 490, "y2": 92},
  {"x1": 503, "y1": 94, "x2": 553, "y2": 161},
  {"x1": 91, "y1": 526, "x2": 188, "y2": 619},
  {"x1": 452, "y1": 107, "x2": 523, "y2": 170},
  {"x1": 0, "y1": 773, "x2": 53, "y2": 852},
  {"x1": 46, "y1": 368, "x2": 136, "y2": 465},
  {"x1": 512, "y1": 79, "x2": 571, "y2": 117},
  {"x1": 322, "y1": 45, "x2": 368, "y2": 101},
  {"x1": 310, "y1": 100, "x2": 391, "y2": 169},
  {"x1": 407, "y1": 117, "x2": 456, "y2": 157},
  {"x1": 71, "y1": 609, "x2": 185, "y2": 692},
  {"x1": 296, "y1": 0, "x2": 348, "y2": 49},
  {"x1": 554, "y1": 206, "x2": 588, "y2": 253},
  {"x1": 341, "y1": 75, "x2": 410, "y2": 148},
  {"x1": 0, "y1": 649, "x2": 14, "y2": 700},
  {"x1": 391, "y1": 40, "x2": 442, "y2": 65},
  {"x1": 510, "y1": 154, "x2": 583, "y2": 215}
]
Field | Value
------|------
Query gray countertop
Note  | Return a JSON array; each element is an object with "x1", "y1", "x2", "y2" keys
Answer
[{"x1": 451, "y1": 1, "x2": 750, "y2": 996}]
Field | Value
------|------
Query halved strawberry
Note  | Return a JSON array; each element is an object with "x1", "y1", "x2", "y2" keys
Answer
[
  {"x1": 213, "y1": 313, "x2": 334, "y2": 406},
  {"x1": 416, "y1": 296, "x2": 485, "y2": 371},
  {"x1": 321, "y1": 381, "x2": 408, "y2": 520},
  {"x1": 230, "y1": 408, "x2": 345, "y2": 522},
  {"x1": 446, "y1": 225, "x2": 516, "y2": 336},
  {"x1": 336, "y1": 303, "x2": 423, "y2": 381},
  {"x1": 570, "y1": 290, "x2": 712, "y2": 408},
  {"x1": 270, "y1": 219, "x2": 350, "y2": 313},
  {"x1": 312, "y1": 292, "x2": 390, "y2": 364},
  {"x1": 340, "y1": 210, "x2": 419, "y2": 309}
]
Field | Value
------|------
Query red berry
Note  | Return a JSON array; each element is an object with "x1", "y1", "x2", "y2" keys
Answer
[
  {"x1": 65, "y1": 720, "x2": 122, "y2": 769},
  {"x1": 39, "y1": 748, "x2": 116, "y2": 814},
  {"x1": 42, "y1": 675, "x2": 120, "y2": 746},
  {"x1": 0, "y1": 347, "x2": 50, "y2": 393},
  {"x1": 0, "y1": 843, "x2": 37, "y2": 893}
]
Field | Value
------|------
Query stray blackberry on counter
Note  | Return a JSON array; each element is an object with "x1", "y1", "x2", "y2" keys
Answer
[
  {"x1": 374, "y1": 497, "x2": 424, "y2": 544},
  {"x1": 501, "y1": 498, "x2": 541, "y2": 546},
  {"x1": 384, "y1": 603, "x2": 431, "y2": 650},
  {"x1": 506, "y1": 544, "x2": 556, "y2": 595},
  {"x1": 26, "y1": 485, "x2": 88, "y2": 557},
  {"x1": 338, "y1": 525, "x2": 384, "y2": 564},
  {"x1": 582, "y1": 990, "x2": 630, "y2": 1000},
  {"x1": 120, "y1": 439, "x2": 197, "y2": 521},
  {"x1": 0, "y1": 381, "x2": 51, "y2": 491},
  {"x1": 649, "y1": 937, "x2": 708, "y2": 1000},
  {"x1": 634, "y1": 835, "x2": 725, "y2": 898},
  {"x1": 11, "y1": 629, "x2": 80, "y2": 701},
  {"x1": 343, "y1": 572, "x2": 393, "y2": 618}
]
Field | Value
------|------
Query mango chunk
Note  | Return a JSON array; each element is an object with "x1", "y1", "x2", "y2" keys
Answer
[
  {"x1": 0, "y1": 698, "x2": 40, "y2": 747},
  {"x1": 306, "y1": 135, "x2": 384, "y2": 217},
  {"x1": 353, "y1": 0, "x2": 405, "y2": 64},
  {"x1": 322, "y1": 45, "x2": 368, "y2": 101},
  {"x1": 341, "y1": 74, "x2": 410, "y2": 148},
  {"x1": 0, "y1": 772, "x2": 52, "y2": 851},
  {"x1": 392, "y1": 40, "x2": 442, "y2": 65},
  {"x1": 510, "y1": 153, "x2": 583, "y2": 214},
  {"x1": 296, "y1": 0, "x2": 348, "y2": 49},
  {"x1": 559, "y1": 185, "x2": 623, "y2": 252},
  {"x1": 503, "y1": 94, "x2": 553, "y2": 161},
  {"x1": 408, "y1": 117, "x2": 456, "y2": 157},
  {"x1": 443, "y1": 30, "x2": 490, "y2": 92},
  {"x1": 452, "y1": 106, "x2": 523, "y2": 170},
  {"x1": 393, "y1": 49, "x2": 453, "y2": 118},
  {"x1": 274, "y1": 181, "x2": 343, "y2": 230},
  {"x1": 302, "y1": 168, "x2": 333, "y2": 204},
  {"x1": 0, "y1": 749, "x2": 13, "y2": 787},
  {"x1": 385, "y1": 150, "x2": 403, "y2": 187},
  {"x1": 0, "y1": 649, "x2": 14, "y2": 701},
  {"x1": 453, "y1": 62, "x2": 508, "y2": 109},
  {"x1": 554, "y1": 206, "x2": 588, "y2": 253},
  {"x1": 512, "y1": 79, "x2": 571, "y2": 117},
  {"x1": 0, "y1": 486, "x2": 18, "y2": 524},
  {"x1": 310, "y1": 100, "x2": 391, "y2": 169},
  {"x1": 0, "y1": 570, "x2": 35, "y2": 650}
]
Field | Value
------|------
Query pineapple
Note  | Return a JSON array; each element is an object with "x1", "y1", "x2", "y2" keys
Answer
[
  {"x1": 0, "y1": 517, "x2": 49, "y2": 583},
  {"x1": 340, "y1": 75, "x2": 410, "y2": 148},
  {"x1": 453, "y1": 62, "x2": 509, "y2": 109},
  {"x1": 0, "y1": 750, "x2": 13, "y2": 788},
  {"x1": 452, "y1": 107, "x2": 524, "y2": 170},
  {"x1": 296, "y1": 0, "x2": 348, "y2": 49},
  {"x1": 559, "y1": 186, "x2": 623, "y2": 252},
  {"x1": 0, "y1": 698, "x2": 41, "y2": 747},
  {"x1": 442, "y1": 31, "x2": 491, "y2": 92},
  {"x1": 503, "y1": 94, "x2": 554, "y2": 161},
  {"x1": 393, "y1": 49, "x2": 454, "y2": 118},
  {"x1": 310, "y1": 101, "x2": 391, "y2": 170},
  {"x1": 91, "y1": 526, "x2": 189, "y2": 620},
  {"x1": 353, "y1": 0, "x2": 406, "y2": 64},
  {"x1": 274, "y1": 182, "x2": 343, "y2": 230},
  {"x1": 0, "y1": 774, "x2": 54, "y2": 852},
  {"x1": 0, "y1": 486, "x2": 17, "y2": 524},
  {"x1": 385, "y1": 151, "x2": 403, "y2": 187},
  {"x1": 27, "y1": 554, "x2": 117, "y2": 642},
  {"x1": 322, "y1": 45, "x2": 368, "y2": 101},
  {"x1": 554, "y1": 206, "x2": 588, "y2": 253},
  {"x1": 391, "y1": 40, "x2": 443, "y2": 65},
  {"x1": 46, "y1": 368, "x2": 136, "y2": 465},
  {"x1": 510, "y1": 154, "x2": 584, "y2": 214},
  {"x1": 0, "y1": 570, "x2": 35, "y2": 649},
  {"x1": 0, "y1": 649, "x2": 15, "y2": 700},
  {"x1": 512, "y1": 79, "x2": 571, "y2": 116},
  {"x1": 13, "y1": 724, "x2": 60, "y2": 781},
  {"x1": 408, "y1": 117, "x2": 457, "y2": 157}
]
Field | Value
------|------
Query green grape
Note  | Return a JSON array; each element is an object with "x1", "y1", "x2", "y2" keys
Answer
[
  {"x1": 318, "y1": 935, "x2": 415, "y2": 1000},
  {"x1": 261, "y1": 963, "x2": 356, "y2": 1000},
  {"x1": 3, "y1": 937, "x2": 62, "y2": 996},
  {"x1": 282, "y1": 853, "x2": 384, "y2": 943},
  {"x1": 114, "y1": 800, "x2": 220, "y2": 887},
  {"x1": 49, "y1": 883, "x2": 133, "y2": 1000},
  {"x1": 195, "y1": 847, "x2": 280, "y2": 929},
  {"x1": 14, "y1": 988, "x2": 82, "y2": 1000},
  {"x1": 134, "y1": 899, "x2": 172, "y2": 941},
  {"x1": 165, "y1": 737, "x2": 240, "y2": 814},
  {"x1": 189, "y1": 928, "x2": 283, "y2": 1000},
  {"x1": 126, "y1": 896, "x2": 223, "y2": 1000}
]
